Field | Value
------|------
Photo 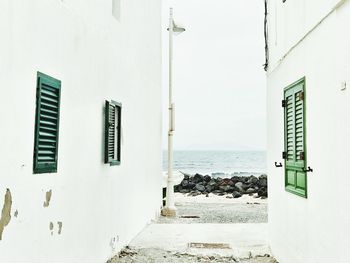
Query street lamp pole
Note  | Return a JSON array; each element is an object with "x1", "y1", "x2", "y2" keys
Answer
[{"x1": 162, "y1": 7, "x2": 185, "y2": 217}]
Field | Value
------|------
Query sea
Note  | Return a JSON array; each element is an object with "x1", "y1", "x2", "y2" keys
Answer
[{"x1": 163, "y1": 151, "x2": 267, "y2": 178}]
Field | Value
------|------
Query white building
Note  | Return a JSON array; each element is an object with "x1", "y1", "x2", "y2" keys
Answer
[
  {"x1": 267, "y1": 0, "x2": 350, "y2": 262},
  {"x1": 0, "y1": 0, "x2": 162, "y2": 262}
]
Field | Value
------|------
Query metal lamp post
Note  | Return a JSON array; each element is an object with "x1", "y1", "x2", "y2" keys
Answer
[{"x1": 161, "y1": 7, "x2": 185, "y2": 217}]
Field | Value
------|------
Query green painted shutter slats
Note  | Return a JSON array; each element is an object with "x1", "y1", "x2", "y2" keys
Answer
[
  {"x1": 33, "y1": 72, "x2": 61, "y2": 174},
  {"x1": 284, "y1": 78, "x2": 307, "y2": 198},
  {"x1": 105, "y1": 100, "x2": 121, "y2": 166},
  {"x1": 286, "y1": 93, "x2": 294, "y2": 161},
  {"x1": 295, "y1": 92, "x2": 304, "y2": 161}
]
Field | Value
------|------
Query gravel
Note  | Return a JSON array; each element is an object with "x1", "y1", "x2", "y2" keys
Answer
[{"x1": 157, "y1": 193, "x2": 267, "y2": 224}]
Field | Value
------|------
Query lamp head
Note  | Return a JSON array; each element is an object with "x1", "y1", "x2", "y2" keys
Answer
[{"x1": 168, "y1": 20, "x2": 186, "y2": 35}]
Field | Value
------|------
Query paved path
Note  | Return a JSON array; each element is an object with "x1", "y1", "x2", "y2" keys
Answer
[
  {"x1": 130, "y1": 223, "x2": 270, "y2": 258},
  {"x1": 107, "y1": 194, "x2": 277, "y2": 262}
]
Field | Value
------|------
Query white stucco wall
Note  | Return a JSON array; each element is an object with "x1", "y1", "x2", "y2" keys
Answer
[
  {"x1": 267, "y1": 1, "x2": 350, "y2": 262},
  {"x1": 268, "y1": 0, "x2": 346, "y2": 70},
  {"x1": 0, "y1": 0, "x2": 162, "y2": 262}
]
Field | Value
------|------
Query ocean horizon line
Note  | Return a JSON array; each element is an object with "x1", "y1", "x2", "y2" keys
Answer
[{"x1": 162, "y1": 149, "x2": 267, "y2": 152}]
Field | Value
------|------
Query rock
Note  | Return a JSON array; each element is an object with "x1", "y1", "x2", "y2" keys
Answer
[
  {"x1": 232, "y1": 191, "x2": 242, "y2": 198},
  {"x1": 181, "y1": 180, "x2": 189, "y2": 188},
  {"x1": 219, "y1": 178, "x2": 234, "y2": 186},
  {"x1": 258, "y1": 178, "x2": 267, "y2": 188},
  {"x1": 227, "y1": 186, "x2": 237, "y2": 193},
  {"x1": 260, "y1": 174, "x2": 267, "y2": 179},
  {"x1": 203, "y1": 175, "x2": 211, "y2": 182},
  {"x1": 206, "y1": 193, "x2": 209, "y2": 197},
  {"x1": 195, "y1": 183, "x2": 206, "y2": 192},
  {"x1": 205, "y1": 185, "x2": 214, "y2": 193},
  {"x1": 247, "y1": 175, "x2": 259, "y2": 185},
  {"x1": 231, "y1": 176, "x2": 240, "y2": 184},
  {"x1": 245, "y1": 188, "x2": 256, "y2": 194},
  {"x1": 258, "y1": 187, "x2": 268, "y2": 197},
  {"x1": 208, "y1": 180, "x2": 217, "y2": 190},
  {"x1": 258, "y1": 174, "x2": 268, "y2": 187},
  {"x1": 226, "y1": 196, "x2": 233, "y2": 199},
  {"x1": 174, "y1": 184, "x2": 182, "y2": 192},
  {"x1": 174, "y1": 173, "x2": 268, "y2": 197},
  {"x1": 188, "y1": 182, "x2": 196, "y2": 189},
  {"x1": 235, "y1": 182, "x2": 245, "y2": 193},
  {"x1": 193, "y1": 173, "x2": 204, "y2": 183},
  {"x1": 219, "y1": 185, "x2": 231, "y2": 192}
]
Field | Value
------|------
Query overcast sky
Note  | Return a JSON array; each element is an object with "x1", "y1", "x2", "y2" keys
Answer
[{"x1": 162, "y1": 0, "x2": 266, "y2": 151}]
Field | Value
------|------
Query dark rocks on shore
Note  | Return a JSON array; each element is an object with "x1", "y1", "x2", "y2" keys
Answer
[
  {"x1": 232, "y1": 191, "x2": 242, "y2": 198},
  {"x1": 174, "y1": 174, "x2": 268, "y2": 199}
]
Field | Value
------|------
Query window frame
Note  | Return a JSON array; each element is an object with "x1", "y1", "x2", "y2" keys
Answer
[
  {"x1": 105, "y1": 100, "x2": 122, "y2": 166},
  {"x1": 33, "y1": 72, "x2": 61, "y2": 174}
]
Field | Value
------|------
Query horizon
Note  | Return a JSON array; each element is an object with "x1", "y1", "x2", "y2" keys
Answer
[{"x1": 162, "y1": 149, "x2": 267, "y2": 152}]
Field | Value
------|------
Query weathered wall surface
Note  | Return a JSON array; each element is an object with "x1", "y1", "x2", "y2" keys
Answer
[
  {"x1": 0, "y1": 0, "x2": 162, "y2": 262},
  {"x1": 267, "y1": 1, "x2": 350, "y2": 262}
]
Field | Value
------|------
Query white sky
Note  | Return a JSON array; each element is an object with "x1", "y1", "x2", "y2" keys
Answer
[{"x1": 162, "y1": 0, "x2": 266, "y2": 151}]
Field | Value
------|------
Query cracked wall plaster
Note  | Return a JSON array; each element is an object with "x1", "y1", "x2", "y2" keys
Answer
[
  {"x1": 49, "y1": 222, "x2": 54, "y2": 235},
  {"x1": 58, "y1": 221, "x2": 63, "y2": 235}
]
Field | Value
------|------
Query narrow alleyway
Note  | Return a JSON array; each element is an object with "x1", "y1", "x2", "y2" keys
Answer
[{"x1": 108, "y1": 194, "x2": 277, "y2": 262}]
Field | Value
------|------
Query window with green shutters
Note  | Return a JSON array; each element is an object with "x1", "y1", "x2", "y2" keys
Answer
[
  {"x1": 105, "y1": 100, "x2": 122, "y2": 166},
  {"x1": 283, "y1": 78, "x2": 307, "y2": 198},
  {"x1": 33, "y1": 72, "x2": 61, "y2": 174}
]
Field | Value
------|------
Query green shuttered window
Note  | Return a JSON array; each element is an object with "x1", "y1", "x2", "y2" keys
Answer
[
  {"x1": 105, "y1": 100, "x2": 122, "y2": 166},
  {"x1": 284, "y1": 78, "x2": 307, "y2": 198},
  {"x1": 33, "y1": 72, "x2": 61, "y2": 174}
]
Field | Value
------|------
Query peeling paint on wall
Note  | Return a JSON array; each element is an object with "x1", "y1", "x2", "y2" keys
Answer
[
  {"x1": 57, "y1": 221, "x2": 63, "y2": 235},
  {"x1": 43, "y1": 190, "x2": 52, "y2": 207},
  {"x1": 0, "y1": 189, "x2": 12, "y2": 240},
  {"x1": 49, "y1": 222, "x2": 54, "y2": 236}
]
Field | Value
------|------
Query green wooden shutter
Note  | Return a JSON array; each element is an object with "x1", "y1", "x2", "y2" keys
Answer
[
  {"x1": 33, "y1": 72, "x2": 61, "y2": 174},
  {"x1": 105, "y1": 100, "x2": 121, "y2": 166},
  {"x1": 284, "y1": 78, "x2": 307, "y2": 197}
]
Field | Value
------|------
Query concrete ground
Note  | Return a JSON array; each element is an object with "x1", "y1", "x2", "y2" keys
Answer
[
  {"x1": 108, "y1": 193, "x2": 276, "y2": 263},
  {"x1": 108, "y1": 248, "x2": 277, "y2": 263},
  {"x1": 129, "y1": 223, "x2": 270, "y2": 258}
]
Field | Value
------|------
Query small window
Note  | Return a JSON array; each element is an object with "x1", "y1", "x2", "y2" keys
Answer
[
  {"x1": 105, "y1": 100, "x2": 122, "y2": 166},
  {"x1": 283, "y1": 78, "x2": 307, "y2": 197},
  {"x1": 33, "y1": 72, "x2": 61, "y2": 174}
]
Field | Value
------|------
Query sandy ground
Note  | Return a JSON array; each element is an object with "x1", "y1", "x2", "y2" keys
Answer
[
  {"x1": 107, "y1": 194, "x2": 275, "y2": 263},
  {"x1": 158, "y1": 193, "x2": 268, "y2": 224}
]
